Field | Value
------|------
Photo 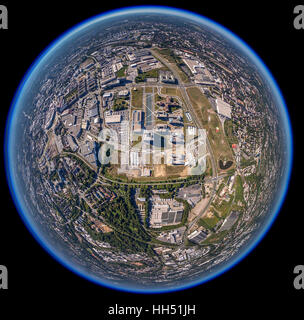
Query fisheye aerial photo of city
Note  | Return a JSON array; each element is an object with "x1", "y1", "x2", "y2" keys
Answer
[{"x1": 5, "y1": 7, "x2": 291, "y2": 292}]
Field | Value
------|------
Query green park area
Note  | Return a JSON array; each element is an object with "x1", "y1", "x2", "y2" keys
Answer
[
  {"x1": 116, "y1": 65, "x2": 128, "y2": 77},
  {"x1": 113, "y1": 97, "x2": 129, "y2": 111},
  {"x1": 135, "y1": 68, "x2": 159, "y2": 83},
  {"x1": 85, "y1": 188, "x2": 155, "y2": 255},
  {"x1": 199, "y1": 214, "x2": 219, "y2": 230}
]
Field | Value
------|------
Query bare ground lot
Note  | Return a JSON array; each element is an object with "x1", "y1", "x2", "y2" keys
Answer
[
  {"x1": 154, "y1": 164, "x2": 166, "y2": 177},
  {"x1": 189, "y1": 197, "x2": 210, "y2": 222}
]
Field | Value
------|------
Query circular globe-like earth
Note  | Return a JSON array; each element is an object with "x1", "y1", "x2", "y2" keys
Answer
[{"x1": 5, "y1": 6, "x2": 292, "y2": 293}]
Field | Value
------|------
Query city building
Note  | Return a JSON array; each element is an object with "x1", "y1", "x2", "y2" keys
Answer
[
  {"x1": 105, "y1": 114, "x2": 122, "y2": 124},
  {"x1": 150, "y1": 196, "x2": 184, "y2": 228},
  {"x1": 159, "y1": 70, "x2": 176, "y2": 84},
  {"x1": 132, "y1": 110, "x2": 143, "y2": 132},
  {"x1": 215, "y1": 98, "x2": 232, "y2": 119}
]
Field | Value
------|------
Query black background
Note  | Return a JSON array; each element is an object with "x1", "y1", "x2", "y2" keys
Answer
[{"x1": 0, "y1": 1, "x2": 302, "y2": 317}]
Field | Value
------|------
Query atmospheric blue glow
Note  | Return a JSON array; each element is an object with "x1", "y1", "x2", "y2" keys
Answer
[{"x1": 5, "y1": 6, "x2": 293, "y2": 294}]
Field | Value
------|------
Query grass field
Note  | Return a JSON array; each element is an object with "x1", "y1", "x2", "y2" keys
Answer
[
  {"x1": 136, "y1": 69, "x2": 158, "y2": 82},
  {"x1": 165, "y1": 165, "x2": 188, "y2": 177},
  {"x1": 131, "y1": 88, "x2": 143, "y2": 109},
  {"x1": 116, "y1": 65, "x2": 128, "y2": 78},
  {"x1": 175, "y1": 66, "x2": 190, "y2": 83},
  {"x1": 161, "y1": 87, "x2": 178, "y2": 96},
  {"x1": 145, "y1": 87, "x2": 153, "y2": 93},
  {"x1": 224, "y1": 119, "x2": 238, "y2": 145},
  {"x1": 186, "y1": 87, "x2": 211, "y2": 126},
  {"x1": 186, "y1": 87, "x2": 234, "y2": 172},
  {"x1": 199, "y1": 214, "x2": 219, "y2": 230},
  {"x1": 205, "y1": 156, "x2": 213, "y2": 177},
  {"x1": 201, "y1": 230, "x2": 229, "y2": 245}
]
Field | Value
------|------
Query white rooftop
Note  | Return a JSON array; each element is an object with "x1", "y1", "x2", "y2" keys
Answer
[{"x1": 216, "y1": 98, "x2": 232, "y2": 119}]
